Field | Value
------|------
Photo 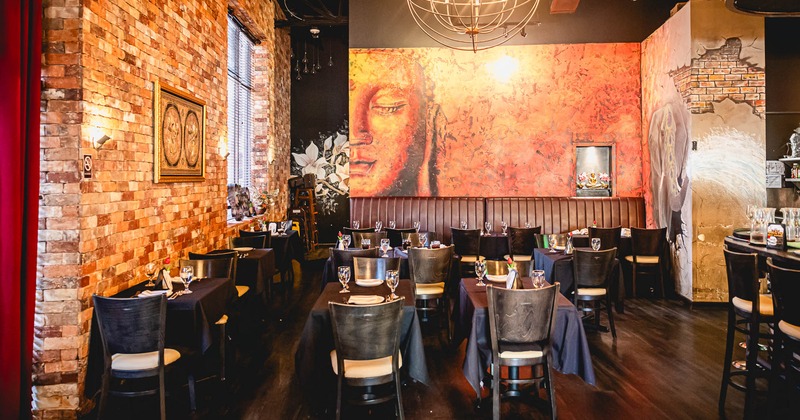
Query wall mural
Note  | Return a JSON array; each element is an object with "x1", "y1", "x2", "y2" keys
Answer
[
  {"x1": 291, "y1": 122, "x2": 350, "y2": 215},
  {"x1": 349, "y1": 45, "x2": 644, "y2": 197}
]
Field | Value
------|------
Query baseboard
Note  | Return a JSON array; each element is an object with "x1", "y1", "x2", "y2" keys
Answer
[{"x1": 677, "y1": 294, "x2": 727, "y2": 309}]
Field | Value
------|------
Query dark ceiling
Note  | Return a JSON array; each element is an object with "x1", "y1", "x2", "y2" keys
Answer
[{"x1": 276, "y1": 0, "x2": 348, "y2": 27}]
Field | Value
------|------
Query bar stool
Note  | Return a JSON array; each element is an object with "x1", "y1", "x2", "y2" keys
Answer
[
  {"x1": 719, "y1": 248, "x2": 774, "y2": 419},
  {"x1": 766, "y1": 258, "x2": 800, "y2": 414}
]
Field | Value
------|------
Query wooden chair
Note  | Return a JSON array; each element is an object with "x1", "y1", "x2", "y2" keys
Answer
[
  {"x1": 719, "y1": 249, "x2": 774, "y2": 418},
  {"x1": 625, "y1": 227, "x2": 667, "y2": 297},
  {"x1": 93, "y1": 294, "x2": 193, "y2": 419},
  {"x1": 385, "y1": 227, "x2": 417, "y2": 248},
  {"x1": 189, "y1": 251, "x2": 244, "y2": 298},
  {"x1": 330, "y1": 247, "x2": 380, "y2": 289},
  {"x1": 487, "y1": 283, "x2": 559, "y2": 420},
  {"x1": 353, "y1": 257, "x2": 401, "y2": 282},
  {"x1": 533, "y1": 233, "x2": 547, "y2": 249},
  {"x1": 408, "y1": 246, "x2": 454, "y2": 342},
  {"x1": 506, "y1": 226, "x2": 541, "y2": 262},
  {"x1": 401, "y1": 232, "x2": 435, "y2": 248},
  {"x1": 343, "y1": 227, "x2": 375, "y2": 237},
  {"x1": 573, "y1": 248, "x2": 618, "y2": 338},
  {"x1": 352, "y1": 231, "x2": 387, "y2": 249},
  {"x1": 329, "y1": 298, "x2": 405, "y2": 420},
  {"x1": 588, "y1": 226, "x2": 621, "y2": 251},
  {"x1": 230, "y1": 235, "x2": 268, "y2": 249},
  {"x1": 766, "y1": 258, "x2": 800, "y2": 415}
]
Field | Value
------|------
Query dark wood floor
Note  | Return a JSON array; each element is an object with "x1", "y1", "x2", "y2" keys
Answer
[{"x1": 89, "y1": 260, "x2": 799, "y2": 419}]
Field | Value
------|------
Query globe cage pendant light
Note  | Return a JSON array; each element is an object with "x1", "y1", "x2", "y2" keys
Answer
[{"x1": 407, "y1": 0, "x2": 541, "y2": 52}]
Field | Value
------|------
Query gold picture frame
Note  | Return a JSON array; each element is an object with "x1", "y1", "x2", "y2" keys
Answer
[{"x1": 153, "y1": 81, "x2": 206, "y2": 182}]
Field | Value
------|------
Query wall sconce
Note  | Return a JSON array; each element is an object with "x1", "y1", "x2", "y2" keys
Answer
[
  {"x1": 93, "y1": 134, "x2": 111, "y2": 149},
  {"x1": 220, "y1": 136, "x2": 230, "y2": 160}
]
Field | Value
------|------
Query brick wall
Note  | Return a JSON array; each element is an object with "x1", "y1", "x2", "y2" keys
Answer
[{"x1": 34, "y1": 0, "x2": 291, "y2": 417}]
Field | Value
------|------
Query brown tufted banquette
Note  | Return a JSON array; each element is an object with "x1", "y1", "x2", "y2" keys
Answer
[{"x1": 350, "y1": 197, "x2": 646, "y2": 245}]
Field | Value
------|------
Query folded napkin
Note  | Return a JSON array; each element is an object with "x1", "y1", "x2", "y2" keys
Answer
[
  {"x1": 571, "y1": 228, "x2": 589, "y2": 235},
  {"x1": 621, "y1": 228, "x2": 631, "y2": 237},
  {"x1": 347, "y1": 295, "x2": 384, "y2": 305},
  {"x1": 138, "y1": 290, "x2": 169, "y2": 298}
]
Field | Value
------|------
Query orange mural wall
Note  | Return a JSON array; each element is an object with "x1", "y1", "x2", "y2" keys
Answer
[{"x1": 349, "y1": 44, "x2": 643, "y2": 197}]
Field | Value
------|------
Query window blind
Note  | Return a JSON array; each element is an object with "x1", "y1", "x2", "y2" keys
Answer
[{"x1": 227, "y1": 15, "x2": 254, "y2": 189}]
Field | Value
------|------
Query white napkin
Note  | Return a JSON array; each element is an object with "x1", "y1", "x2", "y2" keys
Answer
[
  {"x1": 505, "y1": 269, "x2": 518, "y2": 289},
  {"x1": 347, "y1": 295, "x2": 383, "y2": 305},
  {"x1": 571, "y1": 228, "x2": 589, "y2": 235},
  {"x1": 338, "y1": 239, "x2": 345, "y2": 250},
  {"x1": 269, "y1": 223, "x2": 277, "y2": 235},
  {"x1": 161, "y1": 270, "x2": 174, "y2": 292},
  {"x1": 621, "y1": 228, "x2": 631, "y2": 237},
  {"x1": 138, "y1": 290, "x2": 168, "y2": 298}
]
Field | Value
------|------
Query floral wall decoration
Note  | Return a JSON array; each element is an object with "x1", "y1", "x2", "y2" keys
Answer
[{"x1": 291, "y1": 123, "x2": 350, "y2": 215}]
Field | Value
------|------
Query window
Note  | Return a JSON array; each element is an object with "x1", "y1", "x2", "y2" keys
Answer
[{"x1": 227, "y1": 15, "x2": 254, "y2": 188}]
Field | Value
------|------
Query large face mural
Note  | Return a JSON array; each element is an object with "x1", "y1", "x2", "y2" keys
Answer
[{"x1": 349, "y1": 44, "x2": 644, "y2": 197}]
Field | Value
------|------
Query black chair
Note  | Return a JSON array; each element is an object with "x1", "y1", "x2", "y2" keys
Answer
[
  {"x1": 486, "y1": 283, "x2": 559, "y2": 420},
  {"x1": 239, "y1": 229, "x2": 274, "y2": 243},
  {"x1": 386, "y1": 228, "x2": 417, "y2": 248},
  {"x1": 189, "y1": 251, "x2": 244, "y2": 298},
  {"x1": 93, "y1": 294, "x2": 192, "y2": 419},
  {"x1": 533, "y1": 233, "x2": 547, "y2": 249},
  {"x1": 343, "y1": 227, "x2": 375, "y2": 237},
  {"x1": 243, "y1": 229, "x2": 293, "y2": 291},
  {"x1": 573, "y1": 248, "x2": 618, "y2": 338},
  {"x1": 230, "y1": 235, "x2": 268, "y2": 249},
  {"x1": 401, "y1": 232, "x2": 435, "y2": 248},
  {"x1": 588, "y1": 226, "x2": 621, "y2": 251},
  {"x1": 352, "y1": 231, "x2": 387, "y2": 248},
  {"x1": 329, "y1": 298, "x2": 405, "y2": 420},
  {"x1": 767, "y1": 258, "x2": 800, "y2": 413},
  {"x1": 719, "y1": 248, "x2": 774, "y2": 418},
  {"x1": 506, "y1": 226, "x2": 540, "y2": 262},
  {"x1": 330, "y1": 248, "x2": 380, "y2": 289},
  {"x1": 408, "y1": 246, "x2": 454, "y2": 341},
  {"x1": 625, "y1": 227, "x2": 667, "y2": 297},
  {"x1": 353, "y1": 257, "x2": 402, "y2": 282}
]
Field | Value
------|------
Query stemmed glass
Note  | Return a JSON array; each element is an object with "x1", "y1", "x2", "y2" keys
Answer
[
  {"x1": 342, "y1": 234, "x2": 352, "y2": 249},
  {"x1": 386, "y1": 269, "x2": 400, "y2": 301},
  {"x1": 591, "y1": 238, "x2": 601, "y2": 251},
  {"x1": 380, "y1": 238, "x2": 391, "y2": 257},
  {"x1": 388, "y1": 220, "x2": 396, "y2": 229},
  {"x1": 460, "y1": 220, "x2": 468, "y2": 229},
  {"x1": 180, "y1": 266, "x2": 194, "y2": 294},
  {"x1": 413, "y1": 221, "x2": 420, "y2": 232},
  {"x1": 532, "y1": 270, "x2": 546, "y2": 288},
  {"x1": 361, "y1": 238, "x2": 371, "y2": 249},
  {"x1": 484, "y1": 221, "x2": 493, "y2": 235},
  {"x1": 145, "y1": 262, "x2": 157, "y2": 287},
  {"x1": 338, "y1": 266, "x2": 351, "y2": 293},
  {"x1": 548, "y1": 234, "x2": 558, "y2": 253},
  {"x1": 525, "y1": 221, "x2": 532, "y2": 228},
  {"x1": 420, "y1": 233, "x2": 428, "y2": 248},
  {"x1": 501, "y1": 220, "x2": 508, "y2": 235},
  {"x1": 375, "y1": 220, "x2": 383, "y2": 232},
  {"x1": 352, "y1": 220, "x2": 360, "y2": 229},
  {"x1": 475, "y1": 259, "x2": 487, "y2": 287}
]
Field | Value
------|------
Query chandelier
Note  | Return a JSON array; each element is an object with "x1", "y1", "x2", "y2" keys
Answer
[{"x1": 407, "y1": 0, "x2": 541, "y2": 52}]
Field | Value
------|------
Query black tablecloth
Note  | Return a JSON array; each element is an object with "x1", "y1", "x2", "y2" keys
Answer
[
  {"x1": 294, "y1": 280, "x2": 429, "y2": 392},
  {"x1": 84, "y1": 277, "x2": 233, "y2": 398},
  {"x1": 455, "y1": 278, "x2": 596, "y2": 397},
  {"x1": 480, "y1": 234, "x2": 510, "y2": 260},
  {"x1": 270, "y1": 230, "x2": 305, "y2": 263},
  {"x1": 236, "y1": 249, "x2": 274, "y2": 300},
  {"x1": 534, "y1": 248, "x2": 625, "y2": 307}
]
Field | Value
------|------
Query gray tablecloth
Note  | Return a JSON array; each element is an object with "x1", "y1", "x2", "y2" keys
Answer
[
  {"x1": 456, "y1": 278, "x2": 596, "y2": 397},
  {"x1": 295, "y1": 280, "x2": 429, "y2": 391}
]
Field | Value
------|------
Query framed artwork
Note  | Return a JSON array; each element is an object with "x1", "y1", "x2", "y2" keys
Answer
[{"x1": 153, "y1": 81, "x2": 206, "y2": 182}]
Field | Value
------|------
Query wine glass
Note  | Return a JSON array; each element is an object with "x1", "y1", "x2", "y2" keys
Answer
[
  {"x1": 548, "y1": 234, "x2": 558, "y2": 253},
  {"x1": 145, "y1": 262, "x2": 157, "y2": 287},
  {"x1": 532, "y1": 270, "x2": 546, "y2": 288},
  {"x1": 388, "y1": 220, "x2": 396, "y2": 229},
  {"x1": 180, "y1": 266, "x2": 194, "y2": 294},
  {"x1": 386, "y1": 269, "x2": 400, "y2": 301},
  {"x1": 484, "y1": 221, "x2": 493, "y2": 235},
  {"x1": 380, "y1": 238, "x2": 391, "y2": 257},
  {"x1": 375, "y1": 220, "x2": 383, "y2": 232},
  {"x1": 361, "y1": 238, "x2": 371, "y2": 249},
  {"x1": 413, "y1": 221, "x2": 420, "y2": 232},
  {"x1": 525, "y1": 221, "x2": 532, "y2": 228},
  {"x1": 282, "y1": 220, "x2": 291, "y2": 233},
  {"x1": 352, "y1": 220, "x2": 360, "y2": 229},
  {"x1": 420, "y1": 233, "x2": 428, "y2": 248},
  {"x1": 591, "y1": 237, "x2": 601, "y2": 251},
  {"x1": 501, "y1": 220, "x2": 508, "y2": 235},
  {"x1": 475, "y1": 259, "x2": 487, "y2": 287},
  {"x1": 342, "y1": 234, "x2": 352, "y2": 249},
  {"x1": 460, "y1": 220, "x2": 468, "y2": 229},
  {"x1": 338, "y1": 266, "x2": 351, "y2": 293}
]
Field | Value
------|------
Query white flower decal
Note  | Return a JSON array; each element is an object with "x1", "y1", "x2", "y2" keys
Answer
[{"x1": 292, "y1": 128, "x2": 350, "y2": 214}]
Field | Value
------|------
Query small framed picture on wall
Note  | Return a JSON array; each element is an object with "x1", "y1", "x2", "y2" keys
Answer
[{"x1": 153, "y1": 81, "x2": 206, "y2": 183}]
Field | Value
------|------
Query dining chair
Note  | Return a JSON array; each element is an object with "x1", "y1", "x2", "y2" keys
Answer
[
  {"x1": 243, "y1": 228, "x2": 293, "y2": 291},
  {"x1": 486, "y1": 283, "x2": 559, "y2": 420},
  {"x1": 572, "y1": 248, "x2": 618, "y2": 338},
  {"x1": 533, "y1": 233, "x2": 547, "y2": 249},
  {"x1": 230, "y1": 235, "x2": 268, "y2": 249},
  {"x1": 179, "y1": 258, "x2": 234, "y2": 381},
  {"x1": 93, "y1": 294, "x2": 193, "y2": 419},
  {"x1": 352, "y1": 231, "x2": 387, "y2": 248},
  {"x1": 506, "y1": 226, "x2": 541, "y2": 262},
  {"x1": 485, "y1": 259, "x2": 533, "y2": 279},
  {"x1": 408, "y1": 246, "x2": 454, "y2": 342},
  {"x1": 719, "y1": 248, "x2": 774, "y2": 419},
  {"x1": 353, "y1": 257, "x2": 401, "y2": 282},
  {"x1": 588, "y1": 226, "x2": 621, "y2": 251},
  {"x1": 624, "y1": 227, "x2": 667, "y2": 297},
  {"x1": 401, "y1": 232, "x2": 435, "y2": 248},
  {"x1": 767, "y1": 258, "x2": 800, "y2": 413},
  {"x1": 386, "y1": 227, "x2": 417, "y2": 248},
  {"x1": 189, "y1": 251, "x2": 244, "y2": 298},
  {"x1": 343, "y1": 227, "x2": 375, "y2": 237},
  {"x1": 451, "y1": 227, "x2": 482, "y2": 278},
  {"x1": 330, "y1": 247, "x2": 380, "y2": 289},
  {"x1": 329, "y1": 298, "x2": 405, "y2": 420}
]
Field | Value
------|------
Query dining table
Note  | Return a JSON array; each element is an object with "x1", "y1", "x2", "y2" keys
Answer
[
  {"x1": 455, "y1": 278, "x2": 596, "y2": 398},
  {"x1": 84, "y1": 277, "x2": 234, "y2": 399},
  {"x1": 294, "y1": 279, "x2": 429, "y2": 393},
  {"x1": 235, "y1": 248, "x2": 274, "y2": 303}
]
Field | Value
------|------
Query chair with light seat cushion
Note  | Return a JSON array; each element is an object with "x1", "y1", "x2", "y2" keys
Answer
[
  {"x1": 625, "y1": 227, "x2": 667, "y2": 297},
  {"x1": 386, "y1": 227, "x2": 417, "y2": 248},
  {"x1": 487, "y1": 283, "x2": 559, "y2": 420},
  {"x1": 352, "y1": 231, "x2": 387, "y2": 249},
  {"x1": 767, "y1": 258, "x2": 800, "y2": 412},
  {"x1": 507, "y1": 226, "x2": 541, "y2": 261},
  {"x1": 353, "y1": 257, "x2": 401, "y2": 284},
  {"x1": 451, "y1": 228, "x2": 483, "y2": 276},
  {"x1": 401, "y1": 232, "x2": 435, "y2": 248},
  {"x1": 329, "y1": 298, "x2": 405, "y2": 420},
  {"x1": 343, "y1": 227, "x2": 376, "y2": 237},
  {"x1": 573, "y1": 248, "x2": 618, "y2": 338},
  {"x1": 409, "y1": 246, "x2": 454, "y2": 342},
  {"x1": 330, "y1": 247, "x2": 380, "y2": 290},
  {"x1": 93, "y1": 294, "x2": 194, "y2": 420},
  {"x1": 242, "y1": 229, "x2": 292, "y2": 291},
  {"x1": 589, "y1": 226, "x2": 621, "y2": 251},
  {"x1": 719, "y1": 249, "x2": 774, "y2": 419}
]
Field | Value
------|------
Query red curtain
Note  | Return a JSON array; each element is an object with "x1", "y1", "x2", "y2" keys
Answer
[{"x1": 0, "y1": 1, "x2": 42, "y2": 418}]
